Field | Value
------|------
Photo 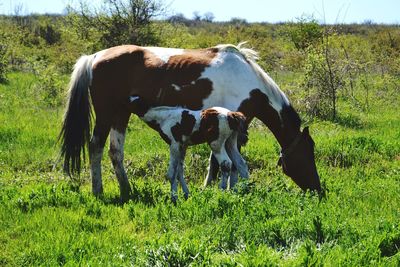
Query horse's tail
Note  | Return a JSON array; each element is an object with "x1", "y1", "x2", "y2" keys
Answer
[
  {"x1": 227, "y1": 111, "x2": 249, "y2": 146},
  {"x1": 59, "y1": 54, "x2": 95, "y2": 176}
]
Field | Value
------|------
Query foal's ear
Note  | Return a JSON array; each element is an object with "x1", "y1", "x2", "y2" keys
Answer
[{"x1": 129, "y1": 95, "x2": 140, "y2": 103}]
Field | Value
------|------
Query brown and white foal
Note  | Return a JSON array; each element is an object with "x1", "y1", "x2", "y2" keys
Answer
[{"x1": 128, "y1": 96, "x2": 249, "y2": 202}]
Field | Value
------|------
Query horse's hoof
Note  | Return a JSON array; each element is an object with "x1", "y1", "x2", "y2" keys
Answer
[{"x1": 119, "y1": 192, "x2": 131, "y2": 204}]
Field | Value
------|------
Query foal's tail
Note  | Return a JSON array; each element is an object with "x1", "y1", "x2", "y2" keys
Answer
[
  {"x1": 59, "y1": 54, "x2": 95, "y2": 176},
  {"x1": 227, "y1": 112, "x2": 249, "y2": 146}
]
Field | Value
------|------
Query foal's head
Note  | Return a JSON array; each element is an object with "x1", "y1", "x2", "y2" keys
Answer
[{"x1": 128, "y1": 95, "x2": 151, "y2": 117}]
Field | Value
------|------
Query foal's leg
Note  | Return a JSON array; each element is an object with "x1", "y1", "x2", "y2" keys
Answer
[
  {"x1": 167, "y1": 143, "x2": 181, "y2": 203},
  {"x1": 108, "y1": 112, "x2": 131, "y2": 202},
  {"x1": 204, "y1": 152, "x2": 219, "y2": 187},
  {"x1": 210, "y1": 140, "x2": 232, "y2": 190},
  {"x1": 226, "y1": 134, "x2": 239, "y2": 189},
  {"x1": 89, "y1": 123, "x2": 110, "y2": 196},
  {"x1": 176, "y1": 145, "x2": 189, "y2": 199},
  {"x1": 228, "y1": 163, "x2": 239, "y2": 189}
]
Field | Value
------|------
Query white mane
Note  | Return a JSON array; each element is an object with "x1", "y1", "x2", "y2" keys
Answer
[{"x1": 215, "y1": 42, "x2": 259, "y2": 62}]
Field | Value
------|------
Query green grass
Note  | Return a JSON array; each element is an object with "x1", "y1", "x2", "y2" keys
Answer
[{"x1": 0, "y1": 72, "x2": 399, "y2": 266}]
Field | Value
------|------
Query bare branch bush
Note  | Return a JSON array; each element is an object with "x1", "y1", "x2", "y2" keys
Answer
[{"x1": 67, "y1": 0, "x2": 167, "y2": 48}]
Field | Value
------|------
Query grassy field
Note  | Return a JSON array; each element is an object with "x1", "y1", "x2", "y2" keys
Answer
[{"x1": 0, "y1": 72, "x2": 399, "y2": 266}]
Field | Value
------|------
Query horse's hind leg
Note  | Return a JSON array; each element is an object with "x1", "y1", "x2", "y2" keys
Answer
[
  {"x1": 109, "y1": 112, "x2": 131, "y2": 202},
  {"x1": 90, "y1": 123, "x2": 111, "y2": 197}
]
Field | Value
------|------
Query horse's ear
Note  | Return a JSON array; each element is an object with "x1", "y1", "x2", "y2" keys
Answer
[{"x1": 302, "y1": 126, "x2": 310, "y2": 136}]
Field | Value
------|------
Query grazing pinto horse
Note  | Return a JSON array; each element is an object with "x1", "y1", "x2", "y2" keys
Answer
[
  {"x1": 128, "y1": 95, "x2": 249, "y2": 202},
  {"x1": 60, "y1": 43, "x2": 321, "y2": 202}
]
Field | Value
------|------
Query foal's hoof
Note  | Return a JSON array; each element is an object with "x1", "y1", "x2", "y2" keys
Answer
[
  {"x1": 171, "y1": 194, "x2": 178, "y2": 206},
  {"x1": 219, "y1": 183, "x2": 228, "y2": 190}
]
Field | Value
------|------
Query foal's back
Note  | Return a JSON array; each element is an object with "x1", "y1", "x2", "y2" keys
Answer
[{"x1": 142, "y1": 106, "x2": 245, "y2": 146}]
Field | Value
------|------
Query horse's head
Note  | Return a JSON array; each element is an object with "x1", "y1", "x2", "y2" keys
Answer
[{"x1": 278, "y1": 126, "x2": 321, "y2": 192}]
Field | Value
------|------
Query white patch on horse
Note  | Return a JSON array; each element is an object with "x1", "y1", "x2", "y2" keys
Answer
[
  {"x1": 200, "y1": 46, "x2": 289, "y2": 116},
  {"x1": 171, "y1": 84, "x2": 181, "y2": 91},
  {"x1": 109, "y1": 129, "x2": 126, "y2": 175},
  {"x1": 211, "y1": 107, "x2": 230, "y2": 116},
  {"x1": 144, "y1": 47, "x2": 184, "y2": 64}
]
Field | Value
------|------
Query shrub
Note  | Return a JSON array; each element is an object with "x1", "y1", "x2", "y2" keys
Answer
[
  {"x1": 0, "y1": 29, "x2": 9, "y2": 83},
  {"x1": 301, "y1": 44, "x2": 344, "y2": 119},
  {"x1": 68, "y1": 0, "x2": 166, "y2": 48},
  {"x1": 285, "y1": 16, "x2": 323, "y2": 52},
  {"x1": 0, "y1": 43, "x2": 8, "y2": 83},
  {"x1": 32, "y1": 61, "x2": 65, "y2": 107},
  {"x1": 36, "y1": 18, "x2": 61, "y2": 45}
]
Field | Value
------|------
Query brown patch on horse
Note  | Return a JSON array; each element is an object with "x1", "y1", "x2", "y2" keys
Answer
[
  {"x1": 151, "y1": 49, "x2": 217, "y2": 109},
  {"x1": 227, "y1": 111, "x2": 246, "y2": 131},
  {"x1": 171, "y1": 111, "x2": 196, "y2": 142},
  {"x1": 191, "y1": 108, "x2": 220, "y2": 144},
  {"x1": 91, "y1": 46, "x2": 217, "y2": 120}
]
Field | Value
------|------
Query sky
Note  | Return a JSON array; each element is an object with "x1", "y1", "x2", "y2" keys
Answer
[{"x1": 0, "y1": 0, "x2": 399, "y2": 24}]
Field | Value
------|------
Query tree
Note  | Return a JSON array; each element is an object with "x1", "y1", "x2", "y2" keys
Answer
[
  {"x1": 192, "y1": 11, "x2": 201, "y2": 21},
  {"x1": 167, "y1": 13, "x2": 189, "y2": 24},
  {"x1": 286, "y1": 16, "x2": 323, "y2": 52},
  {"x1": 286, "y1": 16, "x2": 344, "y2": 120},
  {"x1": 203, "y1": 12, "x2": 215, "y2": 22},
  {"x1": 69, "y1": 0, "x2": 167, "y2": 48}
]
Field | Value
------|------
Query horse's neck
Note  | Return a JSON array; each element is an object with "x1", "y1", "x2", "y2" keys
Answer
[{"x1": 263, "y1": 105, "x2": 301, "y2": 149}]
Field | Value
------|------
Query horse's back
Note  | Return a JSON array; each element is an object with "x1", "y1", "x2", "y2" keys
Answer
[
  {"x1": 89, "y1": 44, "x2": 280, "y2": 116},
  {"x1": 90, "y1": 45, "x2": 220, "y2": 108}
]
